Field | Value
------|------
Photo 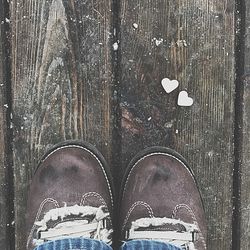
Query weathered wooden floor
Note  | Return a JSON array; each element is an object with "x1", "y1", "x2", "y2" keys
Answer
[{"x1": 0, "y1": 0, "x2": 249, "y2": 249}]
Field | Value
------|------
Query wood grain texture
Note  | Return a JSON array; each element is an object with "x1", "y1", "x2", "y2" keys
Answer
[
  {"x1": 242, "y1": 75, "x2": 250, "y2": 250},
  {"x1": 120, "y1": 0, "x2": 235, "y2": 249},
  {"x1": 11, "y1": 0, "x2": 113, "y2": 248},
  {"x1": 241, "y1": 0, "x2": 250, "y2": 248},
  {"x1": 0, "y1": 1, "x2": 11, "y2": 248},
  {"x1": 0, "y1": 14, "x2": 7, "y2": 250}
]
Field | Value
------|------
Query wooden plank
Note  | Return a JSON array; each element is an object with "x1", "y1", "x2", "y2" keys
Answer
[
  {"x1": 241, "y1": 0, "x2": 250, "y2": 247},
  {"x1": 120, "y1": 0, "x2": 235, "y2": 249},
  {"x1": 242, "y1": 75, "x2": 250, "y2": 249},
  {"x1": 0, "y1": 6, "x2": 8, "y2": 249},
  {"x1": 11, "y1": 0, "x2": 113, "y2": 249},
  {"x1": 0, "y1": 0, "x2": 12, "y2": 249}
]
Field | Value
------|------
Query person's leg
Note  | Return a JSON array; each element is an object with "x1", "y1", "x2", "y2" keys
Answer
[
  {"x1": 25, "y1": 141, "x2": 114, "y2": 250},
  {"x1": 119, "y1": 147, "x2": 207, "y2": 250},
  {"x1": 33, "y1": 238, "x2": 111, "y2": 250},
  {"x1": 121, "y1": 240, "x2": 181, "y2": 250}
]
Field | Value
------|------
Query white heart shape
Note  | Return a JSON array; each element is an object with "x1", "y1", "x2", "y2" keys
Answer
[
  {"x1": 177, "y1": 91, "x2": 194, "y2": 107},
  {"x1": 161, "y1": 78, "x2": 179, "y2": 93}
]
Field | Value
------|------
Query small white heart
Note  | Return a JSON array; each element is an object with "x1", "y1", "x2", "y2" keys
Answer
[
  {"x1": 177, "y1": 91, "x2": 194, "y2": 107},
  {"x1": 161, "y1": 78, "x2": 179, "y2": 94}
]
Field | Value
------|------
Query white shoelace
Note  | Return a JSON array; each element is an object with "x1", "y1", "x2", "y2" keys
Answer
[
  {"x1": 126, "y1": 217, "x2": 198, "y2": 250},
  {"x1": 33, "y1": 205, "x2": 112, "y2": 246}
]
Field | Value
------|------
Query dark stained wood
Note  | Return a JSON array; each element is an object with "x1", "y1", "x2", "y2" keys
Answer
[
  {"x1": 0, "y1": 15, "x2": 8, "y2": 250},
  {"x1": 11, "y1": 0, "x2": 114, "y2": 248},
  {"x1": 242, "y1": 75, "x2": 250, "y2": 250},
  {"x1": 0, "y1": 1, "x2": 11, "y2": 249},
  {"x1": 241, "y1": 0, "x2": 250, "y2": 248},
  {"x1": 120, "y1": 0, "x2": 235, "y2": 249}
]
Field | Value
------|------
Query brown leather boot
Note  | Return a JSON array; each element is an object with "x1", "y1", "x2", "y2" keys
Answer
[
  {"x1": 25, "y1": 141, "x2": 114, "y2": 250},
  {"x1": 119, "y1": 147, "x2": 207, "y2": 250}
]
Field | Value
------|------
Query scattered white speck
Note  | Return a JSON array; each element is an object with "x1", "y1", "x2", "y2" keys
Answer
[
  {"x1": 11, "y1": 221, "x2": 15, "y2": 226},
  {"x1": 175, "y1": 129, "x2": 179, "y2": 134},
  {"x1": 4, "y1": 104, "x2": 8, "y2": 108},
  {"x1": 113, "y1": 42, "x2": 119, "y2": 51},
  {"x1": 22, "y1": 164, "x2": 25, "y2": 167},
  {"x1": 99, "y1": 42, "x2": 103, "y2": 45},
  {"x1": 164, "y1": 122, "x2": 173, "y2": 128},
  {"x1": 133, "y1": 23, "x2": 138, "y2": 29},
  {"x1": 5, "y1": 18, "x2": 10, "y2": 23},
  {"x1": 153, "y1": 38, "x2": 163, "y2": 46},
  {"x1": 176, "y1": 40, "x2": 188, "y2": 47},
  {"x1": 208, "y1": 151, "x2": 214, "y2": 157},
  {"x1": 23, "y1": 116, "x2": 27, "y2": 120},
  {"x1": 147, "y1": 117, "x2": 152, "y2": 121},
  {"x1": 20, "y1": 126, "x2": 24, "y2": 130}
]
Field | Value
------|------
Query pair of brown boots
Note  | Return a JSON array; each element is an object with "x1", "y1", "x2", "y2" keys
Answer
[{"x1": 26, "y1": 141, "x2": 207, "y2": 250}]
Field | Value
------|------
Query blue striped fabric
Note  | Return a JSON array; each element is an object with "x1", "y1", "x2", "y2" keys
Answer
[
  {"x1": 34, "y1": 238, "x2": 181, "y2": 250},
  {"x1": 34, "y1": 238, "x2": 112, "y2": 250},
  {"x1": 121, "y1": 240, "x2": 182, "y2": 250}
]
